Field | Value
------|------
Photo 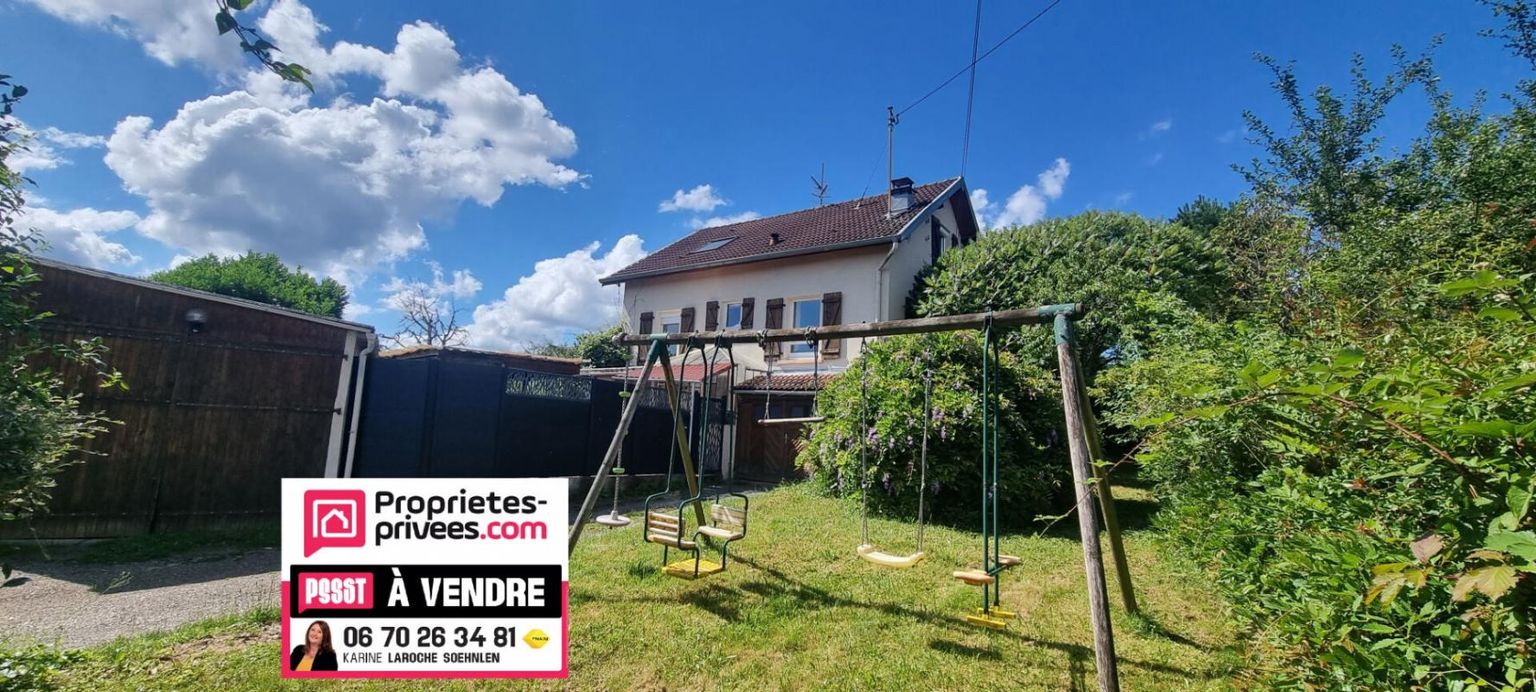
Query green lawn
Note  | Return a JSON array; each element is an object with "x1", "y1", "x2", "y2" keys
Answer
[{"x1": 30, "y1": 483, "x2": 1245, "y2": 690}]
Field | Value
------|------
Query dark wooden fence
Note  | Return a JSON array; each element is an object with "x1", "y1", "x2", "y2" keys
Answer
[
  {"x1": 351, "y1": 357, "x2": 725, "y2": 479},
  {"x1": 2, "y1": 261, "x2": 369, "y2": 539}
]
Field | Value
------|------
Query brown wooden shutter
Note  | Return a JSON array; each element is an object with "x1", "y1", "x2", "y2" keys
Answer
[
  {"x1": 637, "y1": 311, "x2": 654, "y2": 364},
  {"x1": 680, "y1": 306, "x2": 695, "y2": 333},
  {"x1": 705, "y1": 301, "x2": 719, "y2": 331},
  {"x1": 740, "y1": 297, "x2": 755, "y2": 329},
  {"x1": 821, "y1": 292, "x2": 842, "y2": 357},
  {"x1": 764, "y1": 298, "x2": 784, "y2": 357}
]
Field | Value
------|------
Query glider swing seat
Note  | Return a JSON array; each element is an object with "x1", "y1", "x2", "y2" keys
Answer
[
  {"x1": 951, "y1": 318, "x2": 1022, "y2": 629},
  {"x1": 639, "y1": 336, "x2": 751, "y2": 579},
  {"x1": 854, "y1": 336, "x2": 931, "y2": 569}
]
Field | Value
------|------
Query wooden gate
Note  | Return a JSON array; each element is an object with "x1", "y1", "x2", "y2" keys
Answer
[{"x1": 733, "y1": 394, "x2": 814, "y2": 481}]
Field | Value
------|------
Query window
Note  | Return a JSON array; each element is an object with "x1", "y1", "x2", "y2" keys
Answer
[
  {"x1": 659, "y1": 311, "x2": 682, "y2": 355},
  {"x1": 690, "y1": 237, "x2": 736, "y2": 254},
  {"x1": 789, "y1": 297, "x2": 821, "y2": 356},
  {"x1": 724, "y1": 302, "x2": 742, "y2": 329}
]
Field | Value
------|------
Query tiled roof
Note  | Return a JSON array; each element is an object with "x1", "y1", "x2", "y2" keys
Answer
[
  {"x1": 601, "y1": 178, "x2": 964, "y2": 284},
  {"x1": 735, "y1": 372, "x2": 839, "y2": 392}
]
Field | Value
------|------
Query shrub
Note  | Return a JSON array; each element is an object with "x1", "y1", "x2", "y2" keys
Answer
[
  {"x1": 1101, "y1": 274, "x2": 1535, "y2": 688},
  {"x1": 797, "y1": 332, "x2": 1070, "y2": 528}
]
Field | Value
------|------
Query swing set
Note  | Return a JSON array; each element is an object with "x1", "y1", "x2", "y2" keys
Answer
[{"x1": 568, "y1": 303, "x2": 1135, "y2": 692}]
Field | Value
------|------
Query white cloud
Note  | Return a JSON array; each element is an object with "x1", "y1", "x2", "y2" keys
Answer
[
  {"x1": 1145, "y1": 152, "x2": 1164, "y2": 167},
  {"x1": 342, "y1": 302, "x2": 374, "y2": 321},
  {"x1": 690, "y1": 211, "x2": 760, "y2": 229},
  {"x1": 93, "y1": 2, "x2": 582, "y2": 284},
  {"x1": 659, "y1": 184, "x2": 727, "y2": 213},
  {"x1": 974, "y1": 157, "x2": 1071, "y2": 229},
  {"x1": 19, "y1": 206, "x2": 142, "y2": 268},
  {"x1": 20, "y1": 0, "x2": 246, "y2": 70},
  {"x1": 1216, "y1": 127, "x2": 1245, "y2": 145},
  {"x1": 380, "y1": 261, "x2": 482, "y2": 310},
  {"x1": 1113, "y1": 191, "x2": 1135, "y2": 206},
  {"x1": 1147, "y1": 118, "x2": 1172, "y2": 136},
  {"x1": 467, "y1": 235, "x2": 647, "y2": 349},
  {"x1": 9, "y1": 122, "x2": 107, "y2": 173}
]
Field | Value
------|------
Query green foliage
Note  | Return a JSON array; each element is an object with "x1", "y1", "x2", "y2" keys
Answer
[
  {"x1": 913, "y1": 212, "x2": 1231, "y2": 381},
  {"x1": 216, "y1": 0, "x2": 312, "y2": 92},
  {"x1": 797, "y1": 333, "x2": 1069, "y2": 527},
  {"x1": 0, "y1": 643, "x2": 83, "y2": 690},
  {"x1": 1, "y1": 76, "x2": 121, "y2": 526},
  {"x1": 1104, "y1": 276, "x2": 1535, "y2": 688},
  {"x1": 575, "y1": 325, "x2": 627, "y2": 368},
  {"x1": 1099, "y1": 14, "x2": 1536, "y2": 684},
  {"x1": 149, "y1": 252, "x2": 348, "y2": 319}
]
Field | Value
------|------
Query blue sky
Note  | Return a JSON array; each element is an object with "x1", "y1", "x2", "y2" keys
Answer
[{"x1": 1, "y1": 0, "x2": 1527, "y2": 346}]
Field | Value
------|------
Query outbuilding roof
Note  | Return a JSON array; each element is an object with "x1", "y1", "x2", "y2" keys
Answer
[{"x1": 600, "y1": 177, "x2": 973, "y2": 284}]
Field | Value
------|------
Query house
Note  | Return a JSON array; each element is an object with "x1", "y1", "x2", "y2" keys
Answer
[
  {"x1": 4, "y1": 257, "x2": 376, "y2": 539},
  {"x1": 599, "y1": 176, "x2": 981, "y2": 480}
]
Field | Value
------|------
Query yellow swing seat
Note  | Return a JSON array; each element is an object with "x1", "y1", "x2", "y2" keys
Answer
[{"x1": 857, "y1": 544, "x2": 926, "y2": 569}]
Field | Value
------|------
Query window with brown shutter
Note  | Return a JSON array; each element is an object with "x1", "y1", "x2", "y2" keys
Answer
[
  {"x1": 680, "y1": 306, "x2": 695, "y2": 333},
  {"x1": 740, "y1": 297, "x2": 755, "y2": 329},
  {"x1": 637, "y1": 311, "x2": 653, "y2": 364},
  {"x1": 764, "y1": 298, "x2": 784, "y2": 357},
  {"x1": 705, "y1": 301, "x2": 718, "y2": 331},
  {"x1": 821, "y1": 291, "x2": 842, "y2": 357}
]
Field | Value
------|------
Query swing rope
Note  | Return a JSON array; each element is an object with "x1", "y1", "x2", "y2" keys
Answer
[
  {"x1": 855, "y1": 335, "x2": 929, "y2": 568},
  {"x1": 858, "y1": 335, "x2": 871, "y2": 547}
]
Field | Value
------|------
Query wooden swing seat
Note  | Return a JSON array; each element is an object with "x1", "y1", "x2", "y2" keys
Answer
[
  {"x1": 952, "y1": 569, "x2": 995, "y2": 585},
  {"x1": 857, "y1": 544, "x2": 926, "y2": 568},
  {"x1": 645, "y1": 511, "x2": 694, "y2": 549},
  {"x1": 997, "y1": 554, "x2": 1021, "y2": 566}
]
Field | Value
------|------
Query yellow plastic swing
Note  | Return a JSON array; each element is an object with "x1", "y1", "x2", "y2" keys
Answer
[{"x1": 853, "y1": 346, "x2": 930, "y2": 569}]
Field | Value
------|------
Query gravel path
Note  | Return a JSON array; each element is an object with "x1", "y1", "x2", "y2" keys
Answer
[{"x1": 0, "y1": 548, "x2": 279, "y2": 649}]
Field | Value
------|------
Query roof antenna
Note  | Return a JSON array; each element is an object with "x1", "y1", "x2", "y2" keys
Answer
[
  {"x1": 886, "y1": 105, "x2": 899, "y2": 194},
  {"x1": 811, "y1": 163, "x2": 829, "y2": 207}
]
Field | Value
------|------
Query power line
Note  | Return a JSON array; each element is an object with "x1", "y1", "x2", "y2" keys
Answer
[
  {"x1": 960, "y1": 0, "x2": 984, "y2": 176},
  {"x1": 896, "y1": 0, "x2": 1064, "y2": 118}
]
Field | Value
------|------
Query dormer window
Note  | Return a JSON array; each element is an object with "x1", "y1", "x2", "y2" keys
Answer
[{"x1": 690, "y1": 237, "x2": 736, "y2": 254}]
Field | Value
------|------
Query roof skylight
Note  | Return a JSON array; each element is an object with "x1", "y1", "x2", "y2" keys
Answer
[{"x1": 690, "y1": 236, "x2": 736, "y2": 254}]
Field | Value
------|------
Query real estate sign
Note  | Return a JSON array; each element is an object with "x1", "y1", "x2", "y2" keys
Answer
[{"x1": 280, "y1": 478, "x2": 569, "y2": 679}]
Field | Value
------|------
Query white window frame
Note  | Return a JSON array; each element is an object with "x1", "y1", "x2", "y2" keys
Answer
[
  {"x1": 724, "y1": 302, "x2": 743, "y2": 330},
  {"x1": 656, "y1": 309, "x2": 682, "y2": 355},
  {"x1": 786, "y1": 296, "x2": 822, "y2": 359}
]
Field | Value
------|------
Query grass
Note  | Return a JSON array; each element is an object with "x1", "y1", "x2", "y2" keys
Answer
[{"x1": 28, "y1": 483, "x2": 1244, "y2": 690}]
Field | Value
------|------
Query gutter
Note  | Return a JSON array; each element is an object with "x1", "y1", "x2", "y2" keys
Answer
[{"x1": 340, "y1": 331, "x2": 378, "y2": 478}]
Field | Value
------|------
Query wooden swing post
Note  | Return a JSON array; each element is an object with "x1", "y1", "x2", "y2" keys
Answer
[
  {"x1": 569, "y1": 341, "x2": 659, "y2": 553},
  {"x1": 1055, "y1": 313, "x2": 1121, "y2": 692}
]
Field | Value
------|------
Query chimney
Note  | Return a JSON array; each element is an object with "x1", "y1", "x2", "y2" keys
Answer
[
  {"x1": 889, "y1": 177, "x2": 914, "y2": 215},
  {"x1": 769, "y1": 232, "x2": 782, "y2": 246}
]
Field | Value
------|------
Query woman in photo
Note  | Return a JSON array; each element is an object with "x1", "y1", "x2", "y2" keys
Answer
[{"x1": 289, "y1": 620, "x2": 338, "y2": 671}]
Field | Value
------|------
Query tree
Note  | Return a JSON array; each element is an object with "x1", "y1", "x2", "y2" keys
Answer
[
  {"x1": 574, "y1": 325, "x2": 627, "y2": 367},
  {"x1": 528, "y1": 325, "x2": 628, "y2": 366},
  {"x1": 1, "y1": 75, "x2": 120, "y2": 530},
  {"x1": 384, "y1": 293, "x2": 467, "y2": 349},
  {"x1": 1171, "y1": 195, "x2": 1232, "y2": 233},
  {"x1": 912, "y1": 211, "x2": 1232, "y2": 381},
  {"x1": 149, "y1": 252, "x2": 349, "y2": 319}
]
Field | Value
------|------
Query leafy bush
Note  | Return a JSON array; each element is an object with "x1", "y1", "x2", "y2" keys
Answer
[
  {"x1": 912, "y1": 211, "x2": 1231, "y2": 379},
  {"x1": 148, "y1": 252, "x2": 349, "y2": 319},
  {"x1": 1103, "y1": 275, "x2": 1534, "y2": 688},
  {"x1": 797, "y1": 332, "x2": 1070, "y2": 527},
  {"x1": 2, "y1": 78, "x2": 120, "y2": 524}
]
